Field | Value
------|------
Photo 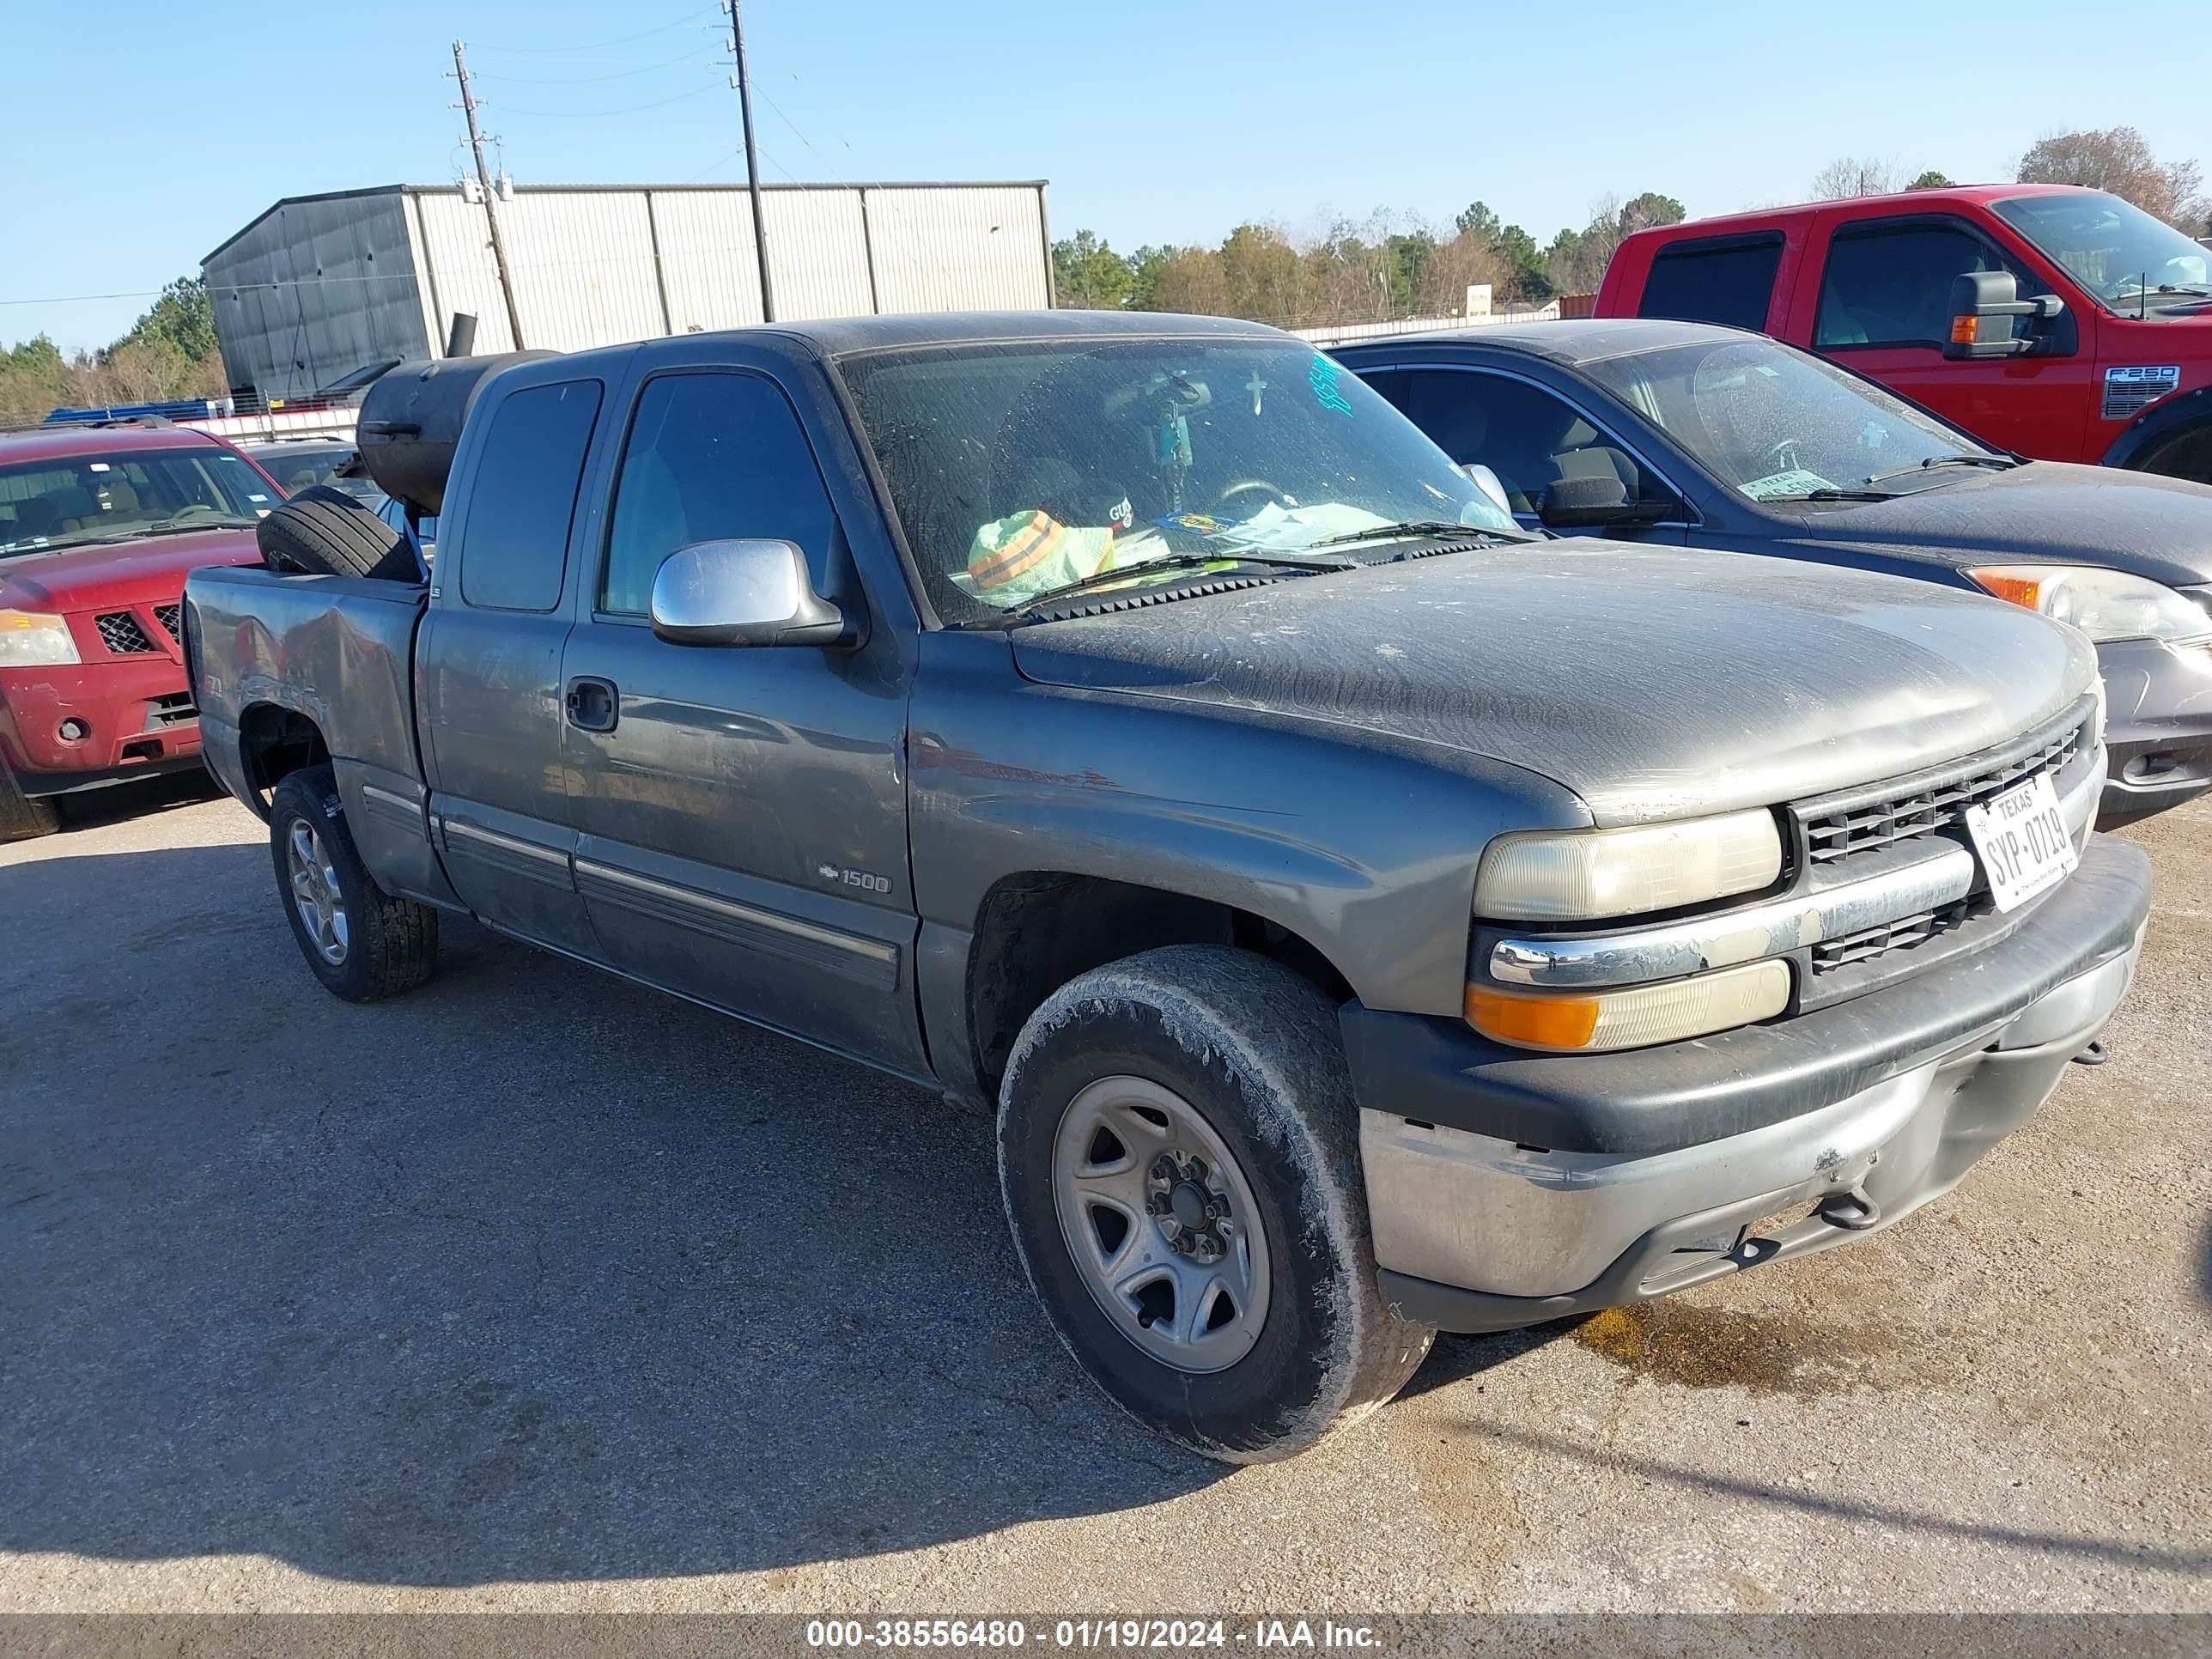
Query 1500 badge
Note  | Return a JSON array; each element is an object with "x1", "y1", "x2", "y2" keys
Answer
[{"x1": 818, "y1": 862, "x2": 892, "y2": 895}]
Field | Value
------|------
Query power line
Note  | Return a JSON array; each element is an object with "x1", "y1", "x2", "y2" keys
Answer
[
  {"x1": 477, "y1": 49, "x2": 722, "y2": 87},
  {"x1": 489, "y1": 81, "x2": 724, "y2": 118},
  {"x1": 472, "y1": 7, "x2": 719, "y2": 54}
]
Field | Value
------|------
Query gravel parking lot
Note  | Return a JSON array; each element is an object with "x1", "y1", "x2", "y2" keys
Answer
[{"x1": 3, "y1": 777, "x2": 2207, "y2": 1613}]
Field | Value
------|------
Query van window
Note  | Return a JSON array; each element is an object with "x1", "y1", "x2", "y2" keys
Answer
[
  {"x1": 1638, "y1": 234, "x2": 1784, "y2": 331},
  {"x1": 1815, "y1": 219, "x2": 2046, "y2": 350},
  {"x1": 599, "y1": 372, "x2": 839, "y2": 617},
  {"x1": 457, "y1": 380, "x2": 604, "y2": 611}
]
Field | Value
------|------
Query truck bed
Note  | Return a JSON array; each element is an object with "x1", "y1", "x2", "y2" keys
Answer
[{"x1": 183, "y1": 566, "x2": 444, "y2": 901}]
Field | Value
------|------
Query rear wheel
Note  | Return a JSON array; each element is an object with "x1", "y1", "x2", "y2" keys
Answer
[
  {"x1": 997, "y1": 945, "x2": 1433, "y2": 1462},
  {"x1": 268, "y1": 764, "x2": 438, "y2": 1001},
  {"x1": 0, "y1": 766, "x2": 60, "y2": 843},
  {"x1": 258, "y1": 486, "x2": 419, "y2": 582}
]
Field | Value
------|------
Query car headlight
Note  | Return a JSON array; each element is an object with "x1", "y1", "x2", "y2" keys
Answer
[
  {"x1": 1472, "y1": 808, "x2": 1783, "y2": 922},
  {"x1": 0, "y1": 609, "x2": 81, "y2": 667},
  {"x1": 1966, "y1": 565, "x2": 2212, "y2": 644}
]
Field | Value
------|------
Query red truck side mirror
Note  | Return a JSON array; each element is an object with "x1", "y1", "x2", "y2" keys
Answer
[{"x1": 1943, "y1": 270, "x2": 2066, "y2": 361}]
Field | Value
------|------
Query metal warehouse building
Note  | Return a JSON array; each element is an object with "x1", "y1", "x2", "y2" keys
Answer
[{"x1": 203, "y1": 180, "x2": 1054, "y2": 402}]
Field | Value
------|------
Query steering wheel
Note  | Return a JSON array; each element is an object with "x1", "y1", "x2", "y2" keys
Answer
[{"x1": 1215, "y1": 478, "x2": 1291, "y2": 509}]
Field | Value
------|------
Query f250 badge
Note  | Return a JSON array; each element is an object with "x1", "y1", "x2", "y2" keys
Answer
[{"x1": 818, "y1": 861, "x2": 892, "y2": 895}]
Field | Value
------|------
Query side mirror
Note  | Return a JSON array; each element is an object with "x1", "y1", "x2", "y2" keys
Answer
[
  {"x1": 1942, "y1": 270, "x2": 2065, "y2": 360},
  {"x1": 1536, "y1": 474, "x2": 1671, "y2": 530},
  {"x1": 1460, "y1": 462, "x2": 1515, "y2": 519},
  {"x1": 649, "y1": 538, "x2": 851, "y2": 648}
]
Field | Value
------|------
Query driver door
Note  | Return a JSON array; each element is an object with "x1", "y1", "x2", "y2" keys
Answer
[{"x1": 558, "y1": 364, "x2": 928, "y2": 1076}]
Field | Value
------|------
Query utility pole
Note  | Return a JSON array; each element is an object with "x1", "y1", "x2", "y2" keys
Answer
[
  {"x1": 452, "y1": 40, "x2": 526, "y2": 350},
  {"x1": 724, "y1": 0, "x2": 776, "y2": 322}
]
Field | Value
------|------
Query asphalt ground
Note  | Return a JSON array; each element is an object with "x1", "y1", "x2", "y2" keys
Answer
[{"x1": 3, "y1": 775, "x2": 2207, "y2": 1613}]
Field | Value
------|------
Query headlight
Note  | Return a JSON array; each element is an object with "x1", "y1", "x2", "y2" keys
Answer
[
  {"x1": 1966, "y1": 565, "x2": 2212, "y2": 644},
  {"x1": 1467, "y1": 959, "x2": 1791, "y2": 1053},
  {"x1": 1472, "y1": 808, "x2": 1783, "y2": 922},
  {"x1": 0, "y1": 610, "x2": 81, "y2": 667}
]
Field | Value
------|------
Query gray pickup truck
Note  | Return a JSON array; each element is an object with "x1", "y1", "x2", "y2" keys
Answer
[{"x1": 184, "y1": 312, "x2": 2151, "y2": 1462}]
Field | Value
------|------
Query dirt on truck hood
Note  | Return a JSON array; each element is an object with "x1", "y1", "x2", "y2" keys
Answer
[{"x1": 1009, "y1": 539, "x2": 2097, "y2": 826}]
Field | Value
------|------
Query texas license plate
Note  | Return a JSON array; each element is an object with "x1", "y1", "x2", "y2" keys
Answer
[{"x1": 1965, "y1": 771, "x2": 2078, "y2": 913}]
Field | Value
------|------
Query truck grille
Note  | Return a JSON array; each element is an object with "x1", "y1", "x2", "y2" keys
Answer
[
  {"x1": 95, "y1": 611, "x2": 158, "y2": 655},
  {"x1": 1810, "y1": 899, "x2": 1972, "y2": 972},
  {"x1": 152, "y1": 602, "x2": 181, "y2": 641},
  {"x1": 1802, "y1": 720, "x2": 2086, "y2": 866}
]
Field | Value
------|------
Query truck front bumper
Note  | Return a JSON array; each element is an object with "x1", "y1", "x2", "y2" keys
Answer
[
  {"x1": 0, "y1": 660, "x2": 203, "y2": 795},
  {"x1": 1343, "y1": 833, "x2": 2152, "y2": 1333}
]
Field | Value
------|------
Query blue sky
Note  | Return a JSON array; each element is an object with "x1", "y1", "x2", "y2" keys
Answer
[{"x1": 5, "y1": 0, "x2": 2206, "y2": 352}]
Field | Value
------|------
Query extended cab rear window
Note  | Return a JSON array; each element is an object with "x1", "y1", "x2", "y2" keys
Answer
[
  {"x1": 457, "y1": 380, "x2": 604, "y2": 611},
  {"x1": 1637, "y1": 234, "x2": 1784, "y2": 331}
]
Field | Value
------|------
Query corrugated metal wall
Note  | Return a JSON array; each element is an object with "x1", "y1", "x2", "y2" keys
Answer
[
  {"x1": 865, "y1": 186, "x2": 1051, "y2": 312},
  {"x1": 203, "y1": 192, "x2": 433, "y2": 402},
  {"x1": 209, "y1": 182, "x2": 1051, "y2": 394}
]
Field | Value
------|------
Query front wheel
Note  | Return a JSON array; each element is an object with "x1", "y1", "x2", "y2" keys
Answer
[
  {"x1": 997, "y1": 945, "x2": 1433, "y2": 1462},
  {"x1": 0, "y1": 766, "x2": 60, "y2": 843},
  {"x1": 268, "y1": 765, "x2": 439, "y2": 1001}
]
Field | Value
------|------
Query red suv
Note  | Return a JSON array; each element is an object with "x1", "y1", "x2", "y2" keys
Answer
[
  {"x1": 1595, "y1": 185, "x2": 2212, "y2": 483},
  {"x1": 0, "y1": 423, "x2": 274, "y2": 839}
]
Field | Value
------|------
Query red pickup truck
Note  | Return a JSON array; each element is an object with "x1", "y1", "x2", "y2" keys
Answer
[
  {"x1": 0, "y1": 423, "x2": 274, "y2": 839},
  {"x1": 1595, "y1": 185, "x2": 2212, "y2": 484}
]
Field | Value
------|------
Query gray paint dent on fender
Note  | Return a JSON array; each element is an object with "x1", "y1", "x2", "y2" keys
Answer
[{"x1": 907, "y1": 630, "x2": 1593, "y2": 1024}]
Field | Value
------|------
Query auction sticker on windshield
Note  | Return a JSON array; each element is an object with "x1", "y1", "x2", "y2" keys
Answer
[{"x1": 1965, "y1": 771, "x2": 2077, "y2": 913}]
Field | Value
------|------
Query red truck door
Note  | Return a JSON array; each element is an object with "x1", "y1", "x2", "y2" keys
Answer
[{"x1": 1786, "y1": 210, "x2": 2097, "y2": 460}]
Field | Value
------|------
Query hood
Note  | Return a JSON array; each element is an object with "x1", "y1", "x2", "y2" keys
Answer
[
  {"x1": 0, "y1": 527, "x2": 262, "y2": 614},
  {"x1": 1009, "y1": 542, "x2": 2096, "y2": 826},
  {"x1": 1774, "y1": 462, "x2": 2212, "y2": 587}
]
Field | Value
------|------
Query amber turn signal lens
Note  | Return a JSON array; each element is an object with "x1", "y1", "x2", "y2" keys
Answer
[
  {"x1": 1464, "y1": 987, "x2": 1601, "y2": 1051},
  {"x1": 1949, "y1": 315, "x2": 1979, "y2": 345},
  {"x1": 1969, "y1": 570, "x2": 2046, "y2": 610}
]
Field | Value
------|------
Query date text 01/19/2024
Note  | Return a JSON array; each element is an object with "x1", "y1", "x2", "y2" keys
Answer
[{"x1": 804, "y1": 1620, "x2": 1382, "y2": 1650}]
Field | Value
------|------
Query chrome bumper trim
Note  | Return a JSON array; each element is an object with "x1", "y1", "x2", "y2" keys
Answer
[
  {"x1": 1487, "y1": 743, "x2": 2101, "y2": 990},
  {"x1": 1364, "y1": 935, "x2": 2139, "y2": 1300}
]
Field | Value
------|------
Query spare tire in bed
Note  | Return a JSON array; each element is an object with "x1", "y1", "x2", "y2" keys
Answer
[{"x1": 258, "y1": 486, "x2": 422, "y2": 582}]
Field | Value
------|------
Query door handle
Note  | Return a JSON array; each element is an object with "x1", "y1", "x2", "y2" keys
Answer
[{"x1": 563, "y1": 676, "x2": 619, "y2": 732}]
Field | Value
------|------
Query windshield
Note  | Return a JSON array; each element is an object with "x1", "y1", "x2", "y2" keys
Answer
[
  {"x1": 1578, "y1": 336, "x2": 1997, "y2": 501},
  {"x1": 0, "y1": 446, "x2": 271, "y2": 556},
  {"x1": 251, "y1": 442, "x2": 381, "y2": 501},
  {"x1": 1991, "y1": 191, "x2": 2211, "y2": 309},
  {"x1": 836, "y1": 337, "x2": 1517, "y2": 621}
]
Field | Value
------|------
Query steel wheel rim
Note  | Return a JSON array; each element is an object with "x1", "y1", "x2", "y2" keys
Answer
[
  {"x1": 1049, "y1": 1075, "x2": 1271, "y2": 1374},
  {"x1": 286, "y1": 819, "x2": 349, "y2": 966}
]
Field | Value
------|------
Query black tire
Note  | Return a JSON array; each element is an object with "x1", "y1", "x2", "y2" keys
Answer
[
  {"x1": 0, "y1": 766, "x2": 61, "y2": 843},
  {"x1": 998, "y1": 945, "x2": 1434, "y2": 1462},
  {"x1": 268, "y1": 764, "x2": 438, "y2": 1002},
  {"x1": 258, "y1": 485, "x2": 419, "y2": 582}
]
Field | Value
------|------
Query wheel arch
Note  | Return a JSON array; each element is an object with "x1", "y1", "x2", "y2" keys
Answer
[
  {"x1": 2101, "y1": 384, "x2": 2212, "y2": 481},
  {"x1": 940, "y1": 870, "x2": 1361, "y2": 1108},
  {"x1": 235, "y1": 700, "x2": 331, "y2": 817}
]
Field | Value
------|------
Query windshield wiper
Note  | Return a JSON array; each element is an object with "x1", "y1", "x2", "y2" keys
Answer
[
  {"x1": 1007, "y1": 550, "x2": 1354, "y2": 617},
  {"x1": 1759, "y1": 488, "x2": 1891, "y2": 503},
  {"x1": 1863, "y1": 454, "x2": 2021, "y2": 487},
  {"x1": 113, "y1": 520, "x2": 259, "y2": 541},
  {"x1": 1310, "y1": 519, "x2": 1533, "y2": 550}
]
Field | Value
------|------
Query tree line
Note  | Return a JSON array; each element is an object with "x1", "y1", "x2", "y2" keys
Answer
[
  {"x1": 0, "y1": 277, "x2": 225, "y2": 429},
  {"x1": 1054, "y1": 125, "x2": 2209, "y2": 323}
]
